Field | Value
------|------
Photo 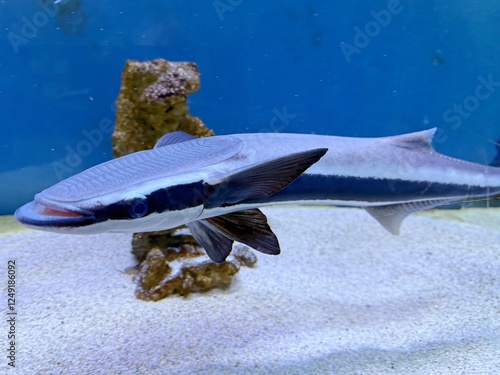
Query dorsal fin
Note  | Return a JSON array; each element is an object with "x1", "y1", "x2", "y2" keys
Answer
[
  {"x1": 154, "y1": 131, "x2": 197, "y2": 148},
  {"x1": 389, "y1": 128, "x2": 437, "y2": 152}
]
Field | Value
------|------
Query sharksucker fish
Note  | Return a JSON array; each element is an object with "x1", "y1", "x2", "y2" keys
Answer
[{"x1": 15, "y1": 129, "x2": 500, "y2": 262}]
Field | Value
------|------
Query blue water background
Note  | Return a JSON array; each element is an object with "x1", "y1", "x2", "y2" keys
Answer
[{"x1": 1, "y1": 0, "x2": 500, "y2": 214}]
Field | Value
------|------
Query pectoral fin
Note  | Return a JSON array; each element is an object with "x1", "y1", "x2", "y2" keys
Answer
[
  {"x1": 187, "y1": 220, "x2": 234, "y2": 263},
  {"x1": 206, "y1": 209, "x2": 280, "y2": 256},
  {"x1": 206, "y1": 148, "x2": 328, "y2": 208},
  {"x1": 188, "y1": 208, "x2": 280, "y2": 263}
]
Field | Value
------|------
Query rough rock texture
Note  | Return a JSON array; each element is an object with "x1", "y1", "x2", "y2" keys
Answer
[
  {"x1": 133, "y1": 243, "x2": 256, "y2": 301},
  {"x1": 111, "y1": 59, "x2": 254, "y2": 300},
  {"x1": 112, "y1": 59, "x2": 213, "y2": 157}
]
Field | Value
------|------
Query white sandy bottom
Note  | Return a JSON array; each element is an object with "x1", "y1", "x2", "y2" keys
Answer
[{"x1": 1, "y1": 207, "x2": 499, "y2": 374}]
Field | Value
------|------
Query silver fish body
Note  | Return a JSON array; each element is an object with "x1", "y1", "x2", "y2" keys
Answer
[{"x1": 15, "y1": 129, "x2": 500, "y2": 262}]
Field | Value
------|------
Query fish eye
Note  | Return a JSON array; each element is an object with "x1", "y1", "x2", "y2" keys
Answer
[{"x1": 127, "y1": 198, "x2": 149, "y2": 218}]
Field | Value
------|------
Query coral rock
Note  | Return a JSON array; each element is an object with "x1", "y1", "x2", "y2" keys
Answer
[
  {"x1": 112, "y1": 59, "x2": 213, "y2": 157},
  {"x1": 111, "y1": 59, "x2": 256, "y2": 300},
  {"x1": 134, "y1": 246, "x2": 251, "y2": 301}
]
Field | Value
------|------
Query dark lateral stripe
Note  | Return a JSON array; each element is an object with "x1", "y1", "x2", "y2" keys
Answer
[
  {"x1": 246, "y1": 174, "x2": 493, "y2": 204},
  {"x1": 93, "y1": 181, "x2": 207, "y2": 221},
  {"x1": 31, "y1": 181, "x2": 209, "y2": 229},
  {"x1": 148, "y1": 181, "x2": 208, "y2": 212}
]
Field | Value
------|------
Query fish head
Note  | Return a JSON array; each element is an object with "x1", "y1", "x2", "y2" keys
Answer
[
  {"x1": 14, "y1": 164, "x2": 206, "y2": 234},
  {"x1": 16, "y1": 195, "x2": 203, "y2": 236},
  {"x1": 14, "y1": 134, "x2": 247, "y2": 234},
  {"x1": 15, "y1": 186, "x2": 205, "y2": 234}
]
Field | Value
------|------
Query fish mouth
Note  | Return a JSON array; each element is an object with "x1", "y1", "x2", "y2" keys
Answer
[
  {"x1": 34, "y1": 202, "x2": 87, "y2": 218},
  {"x1": 14, "y1": 198, "x2": 96, "y2": 229}
]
